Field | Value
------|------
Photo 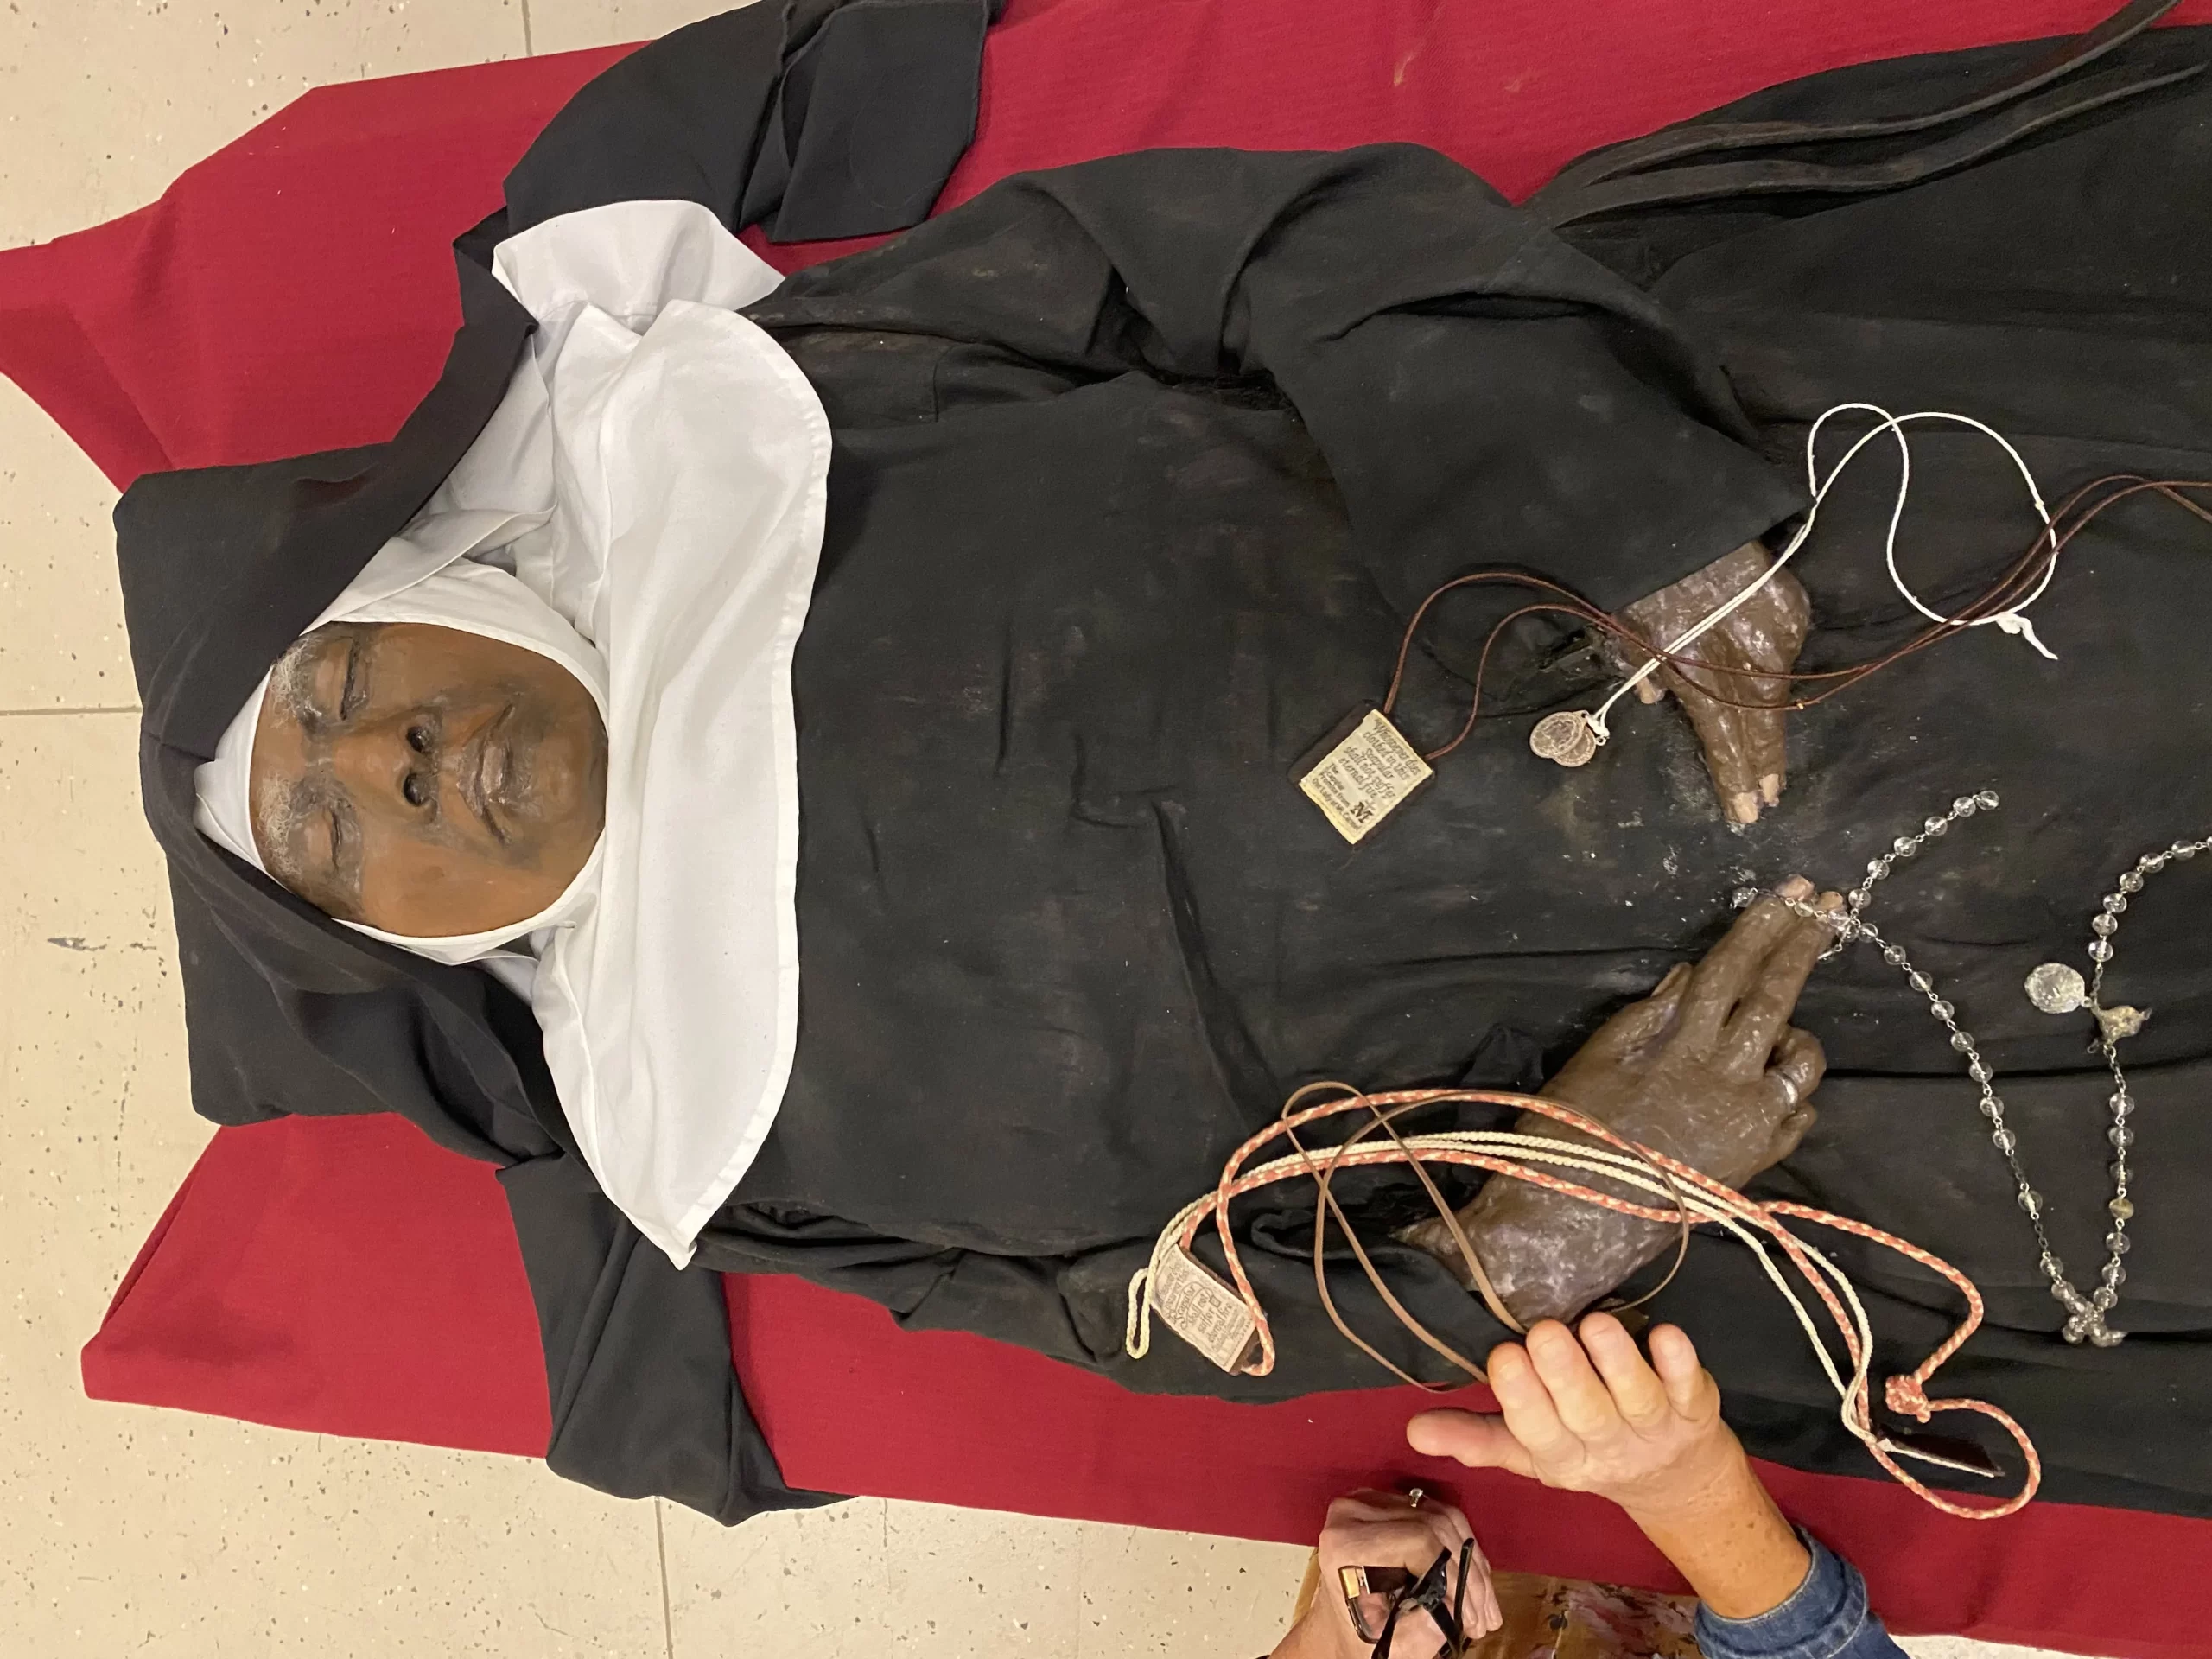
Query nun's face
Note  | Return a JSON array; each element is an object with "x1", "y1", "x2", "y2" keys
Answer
[{"x1": 247, "y1": 621, "x2": 607, "y2": 936}]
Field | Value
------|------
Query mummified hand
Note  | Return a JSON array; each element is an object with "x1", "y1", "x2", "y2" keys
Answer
[
  {"x1": 1616, "y1": 541, "x2": 1811, "y2": 825},
  {"x1": 1401, "y1": 880, "x2": 1833, "y2": 1326}
]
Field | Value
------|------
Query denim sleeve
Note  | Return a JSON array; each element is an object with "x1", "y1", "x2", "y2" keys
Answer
[{"x1": 1693, "y1": 1532, "x2": 1908, "y2": 1659}]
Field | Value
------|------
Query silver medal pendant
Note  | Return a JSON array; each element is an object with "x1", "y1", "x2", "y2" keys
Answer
[
  {"x1": 2024, "y1": 962, "x2": 2088, "y2": 1014},
  {"x1": 1529, "y1": 709, "x2": 1599, "y2": 768}
]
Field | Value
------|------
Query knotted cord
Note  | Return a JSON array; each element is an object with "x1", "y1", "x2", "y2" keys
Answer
[{"x1": 1125, "y1": 1085, "x2": 2039, "y2": 1520}]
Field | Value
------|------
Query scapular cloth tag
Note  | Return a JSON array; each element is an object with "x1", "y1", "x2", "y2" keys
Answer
[
  {"x1": 1295, "y1": 707, "x2": 1433, "y2": 844},
  {"x1": 1149, "y1": 1244, "x2": 1265, "y2": 1374}
]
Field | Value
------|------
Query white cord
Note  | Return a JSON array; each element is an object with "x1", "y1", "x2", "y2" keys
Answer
[{"x1": 1587, "y1": 403, "x2": 2062, "y2": 744}]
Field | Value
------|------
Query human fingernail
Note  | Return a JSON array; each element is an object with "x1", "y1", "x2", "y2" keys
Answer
[
  {"x1": 1759, "y1": 772, "x2": 1783, "y2": 806},
  {"x1": 1815, "y1": 890, "x2": 1845, "y2": 912},
  {"x1": 1777, "y1": 874, "x2": 1814, "y2": 900},
  {"x1": 1729, "y1": 791, "x2": 1759, "y2": 823}
]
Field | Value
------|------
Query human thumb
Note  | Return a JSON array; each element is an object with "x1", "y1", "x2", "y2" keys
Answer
[{"x1": 1407, "y1": 1410, "x2": 1535, "y2": 1477}]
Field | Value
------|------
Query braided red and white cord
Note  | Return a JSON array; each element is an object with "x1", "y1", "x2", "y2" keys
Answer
[{"x1": 1125, "y1": 1087, "x2": 2039, "y2": 1519}]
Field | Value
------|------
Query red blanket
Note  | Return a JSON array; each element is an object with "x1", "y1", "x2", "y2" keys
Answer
[{"x1": 17, "y1": 3, "x2": 2210, "y2": 1652}]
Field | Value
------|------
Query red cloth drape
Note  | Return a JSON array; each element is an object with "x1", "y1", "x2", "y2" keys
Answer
[
  {"x1": 87, "y1": 1112, "x2": 2212, "y2": 1655},
  {"x1": 34, "y1": 3, "x2": 2212, "y2": 1653}
]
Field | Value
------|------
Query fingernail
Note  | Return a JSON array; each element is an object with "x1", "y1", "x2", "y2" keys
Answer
[
  {"x1": 1759, "y1": 772, "x2": 1783, "y2": 806},
  {"x1": 1777, "y1": 874, "x2": 1814, "y2": 901},
  {"x1": 1815, "y1": 890, "x2": 1845, "y2": 912},
  {"x1": 1729, "y1": 791, "x2": 1759, "y2": 823}
]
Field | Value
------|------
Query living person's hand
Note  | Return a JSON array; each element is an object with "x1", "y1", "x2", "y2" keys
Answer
[
  {"x1": 1616, "y1": 541, "x2": 1811, "y2": 824},
  {"x1": 1273, "y1": 1490, "x2": 1501, "y2": 1659},
  {"x1": 1405, "y1": 1316, "x2": 1813, "y2": 1620},
  {"x1": 1406, "y1": 1315, "x2": 1738, "y2": 1515}
]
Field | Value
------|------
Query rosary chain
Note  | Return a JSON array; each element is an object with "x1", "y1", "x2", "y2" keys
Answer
[{"x1": 1734, "y1": 794, "x2": 2208, "y2": 1349}]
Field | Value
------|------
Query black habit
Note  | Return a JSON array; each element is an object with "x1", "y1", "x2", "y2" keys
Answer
[{"x1": 112, "y1": 5, "x2": 2212, "y2": 1523}]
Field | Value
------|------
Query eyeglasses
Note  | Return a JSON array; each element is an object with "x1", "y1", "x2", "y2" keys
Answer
[{"x1": 1338, "y1": 1538, "x2": 1476, "y2": 1657}]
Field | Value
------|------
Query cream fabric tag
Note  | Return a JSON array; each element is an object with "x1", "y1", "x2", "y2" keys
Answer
[
  {"x1": 1149, "y1": 1245, "x2": 1264, "y2": 1374},
  {"x1": 1296, "y1": 709, "x2": 1433, "y2": 843}
]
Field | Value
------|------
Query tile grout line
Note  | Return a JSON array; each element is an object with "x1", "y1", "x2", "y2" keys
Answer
[
  {"x1": 0, "y1": 704, "x2": 141, "y2": 718},
  {"x1": 654, "y1": 1497, "x2": 676, "y2": 1659}
]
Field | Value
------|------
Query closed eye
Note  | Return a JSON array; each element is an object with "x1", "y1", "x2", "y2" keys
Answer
[
  {"x1": 325, "y1": 799, "x2": 364, "y2": 907},
  {"x1": 337, "y1": 638, "x2": 365, "y2": 720}
]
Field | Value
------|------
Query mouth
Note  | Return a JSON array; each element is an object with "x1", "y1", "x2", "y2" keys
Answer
[{"x1": 461, "y1": 704, "x2": 514, "y2": 845}]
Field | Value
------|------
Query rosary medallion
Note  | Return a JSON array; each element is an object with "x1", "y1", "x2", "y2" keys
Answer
[
  {"x1": 1767, "y1": 795, "x2": 2212, "y2": 1351},
  {"x1": 1529, "y1": 709, "x2": 1599, "y2": 768},
  {"x1": 2023, "y1": 961, "x2": 2087, "y2": 1014}
]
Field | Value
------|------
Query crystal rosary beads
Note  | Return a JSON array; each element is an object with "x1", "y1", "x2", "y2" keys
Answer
[{"x1": 1735, "y1": 791, "x2": 2200, "y2": 1348}]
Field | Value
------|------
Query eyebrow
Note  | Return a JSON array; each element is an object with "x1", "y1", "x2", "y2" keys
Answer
[
  {"x1": 272, "y1": 776, "x2": 364, "y2": 918},
  {"x1": 271, "y1": 627, "x2": 362, "y2": 730}
]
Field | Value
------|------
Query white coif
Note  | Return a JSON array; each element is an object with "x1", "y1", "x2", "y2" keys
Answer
[{"x1": 193, "y1": 200, "x2": 830, "y2": 1268}]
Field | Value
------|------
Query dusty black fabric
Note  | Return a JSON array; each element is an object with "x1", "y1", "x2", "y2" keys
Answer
[
  {"x1": 508, "y1": 0, "x2": 998, "y2": 245},
  {"x1": 108, "y1": 13, "x2": 2212, "y2": 1525},
  {"x1": 692, "y1": 50, "x2": 2212, "y2": 1517},
  {"x1": 706, "y1": 141, "x2": 1802, "y2": 1391},
  {"x1": 706, "y1": 40, "x2": 2212, "y2": 1516}
]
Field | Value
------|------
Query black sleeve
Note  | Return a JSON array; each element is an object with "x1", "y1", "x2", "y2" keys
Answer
[
  {"x1": 756, "y1": 144, "x2": 1803, "y2": 613},
  {"x1": 698, "y1": 1205, "x2": 1517, "y2": 1406},
  {"x1": 502, "y1": 0, "x2": 998, "y2": 245},
  {"x1": 500, "y1": 1153, "x2": 844, "y2": 1524}
]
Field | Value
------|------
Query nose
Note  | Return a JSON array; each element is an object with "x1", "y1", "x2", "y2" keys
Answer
[{"x1": 327, "y1": 710, "x2": 438, "y2": 817}]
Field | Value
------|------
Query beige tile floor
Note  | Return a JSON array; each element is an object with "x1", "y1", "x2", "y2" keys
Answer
[{"x1": 0, "y1": 3, "x2": 2072, "y2": 1654}]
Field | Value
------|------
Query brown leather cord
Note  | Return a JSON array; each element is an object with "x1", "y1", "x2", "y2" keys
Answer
[
  {"x1": 1730, "y1": 475, "x2": 2212, "y2": 712},
  {"x1": 1277, "y1": 1085, "x2": 1695, "y2": 1390},
  {"x1": 1381, "y1": 572, "x2": 1609, "y2": 760},
  {"x1": 1529, "y1": 2, "x2": 2200, "y2": 228},
  {"x1": 1736, "y1": 475, "x2": 2212, "y2": 713},
  {"x1": 1297, "y1": 1097, "x2": 1491, "y2": 1390},
  {"x1": 1381, "y1": 477, "x2": 2212, "y2": 746},
  {"x1": 1372, "y1": 1103, "x2": 1699, "y2": 1331},
  {"x1": 1285, "y1": 1084, "x2": 1519, "y2": 1363},
  {"x1": 1532, "y1": 0, "x2": 2185, "y2": 200},
  {"x1": 1534, "y1": 61, "x2": 2206, "y2": 229}
]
